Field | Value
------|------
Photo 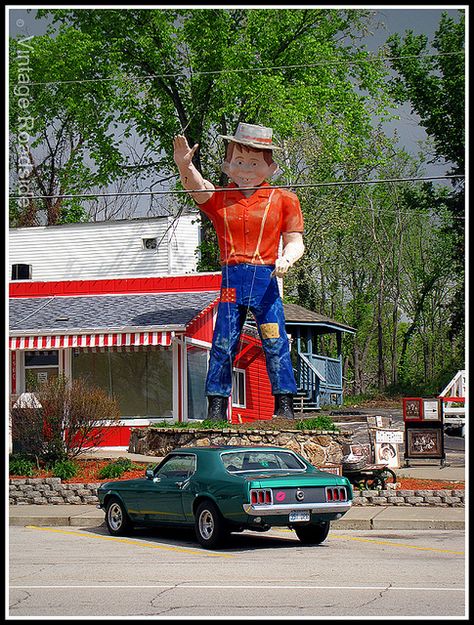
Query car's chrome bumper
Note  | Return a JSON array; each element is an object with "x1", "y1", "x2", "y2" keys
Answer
[{"x1": 243, "y1": 501, "x2": 352, "y2": 516}]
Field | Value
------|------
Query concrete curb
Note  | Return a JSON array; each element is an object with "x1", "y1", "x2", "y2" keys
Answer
[{"x1": 9, "y1": 505, "x2": 465, "y2": 530}]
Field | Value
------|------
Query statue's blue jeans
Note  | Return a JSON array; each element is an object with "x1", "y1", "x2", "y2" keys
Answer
[{"x1": 205, "y1": 263, "x2": 297, "y2": 398}]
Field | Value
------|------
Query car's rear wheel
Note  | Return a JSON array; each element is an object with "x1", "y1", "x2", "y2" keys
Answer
[
  {"x1": 194, "y1": 500, "x2": 228, "y2": 549},
  {"x1": 105, "y1": 497, "x2": 133, "y2": 536},
  {"x1": 294, "y1": 521, "x2": 330, "y2": 545}
]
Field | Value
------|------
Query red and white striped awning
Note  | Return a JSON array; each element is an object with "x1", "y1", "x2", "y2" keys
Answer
[{"x1": 9, "y1": 331, "x2": 173, "y2": 350}]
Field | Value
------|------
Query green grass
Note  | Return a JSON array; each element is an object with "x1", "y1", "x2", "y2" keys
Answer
[
  {"x1": 151, "y1": 419, "x2": 230, "y2": 429},
  {"x1": 295, "y1": 415, "x2": 339, "y2": 431}
]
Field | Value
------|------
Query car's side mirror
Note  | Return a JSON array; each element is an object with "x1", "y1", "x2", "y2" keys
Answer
[{"x1": 145, "y1": 467, "x2": 154, "y2": 480}]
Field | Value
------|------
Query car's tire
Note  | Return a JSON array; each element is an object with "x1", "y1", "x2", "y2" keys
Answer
[
  {"x1": 194, "y1": 500, "x2": 228, "y2": 549},
  {"x1": 105, "y1": 497, "x2": 133, "y2": 536},
  {"x1": 294, "y1": 521, "x2": 330, "y2": 545}
]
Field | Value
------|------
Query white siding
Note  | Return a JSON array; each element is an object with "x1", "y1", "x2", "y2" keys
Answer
[
  {"x1": 168, "y1": 213, "x2": 201, "y2": 274},
  {"x1": 9, "y1": 215, "x2": 201, "y2": 280}
]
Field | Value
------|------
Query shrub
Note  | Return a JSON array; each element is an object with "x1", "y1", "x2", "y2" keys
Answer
[
  {"x1": 296, "y1": 415, "x2": 339, "y2": 432},
  {"x1": 97, "y1": 462, "x2": 126, "y2": 479},
  {"x1": 9, "y1": 455, "x2": 35, "y2": 476},
  {"x1": 52, "y1": 459, "x2": 78, "y2": 480},
  {"x1": 10, "y1": 375, "x2": 121, "y2": 463},
  {"x1": 113, "y1": 457, "x2": 134, "y2": 471}
]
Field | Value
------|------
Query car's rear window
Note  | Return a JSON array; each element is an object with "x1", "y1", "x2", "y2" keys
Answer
[{"x1": 220, "y1": 450, "x2": 306, "y2": 473}]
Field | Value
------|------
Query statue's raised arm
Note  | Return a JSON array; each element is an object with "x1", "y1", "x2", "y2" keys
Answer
[{"x1": 173, "y1": 134, "x2": 215, "y2": 204}]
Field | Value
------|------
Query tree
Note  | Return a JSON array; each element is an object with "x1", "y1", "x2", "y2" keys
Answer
[
  {"x1": 35, "y1": 8, "x2": 393, "y2": 267},
  {"x1": 9, "y1": 29, "x2": 130, "y2": 226},
  {"x1": 386, "y1": 9, "x2": 465, "y2": 340}
]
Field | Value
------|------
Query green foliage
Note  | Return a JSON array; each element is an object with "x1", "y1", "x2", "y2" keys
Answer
[
  {"x1": 97, "y1": 463, "x2": 126, "y2": 479},
  {"x1": 386, "y1": 10, "x2": 465, "y2": 341},
  {"x1": 296, "y1": 415, "x2": 339, "y2": 432},
  {"x1": 9, "y1": 455, "x2": 35, "y2": 476},
  {"x1": 52, "y1": 459, "x2": 79, "y2": 480},
  {"x1": 31, "y1": 9, "x2": 393, "y2": 216},
  {"x1": 152, "y1": 421, "x2": 191, "y2": 428},
  {"x1": 387, "y1": 10, "x2": 465, "y2": 174},
  {"x1": 199, "y1": 419, "x2": 230, "y2": 429},
  {"x1": 112, "y1": 457, "x2": 134, "y2": 472},
  {"x1": 151, "y1": 419, "x2": 230, "y2": 429},
  {"x1": 9, "y1": 27, "x2": 127, "y2": 226},
  {"x1": 97, "y1": 457, "x2": 143, "y2": 479}
]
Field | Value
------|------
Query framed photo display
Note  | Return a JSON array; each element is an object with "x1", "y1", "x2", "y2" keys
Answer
[
  {"x1": 403, "y1": 397, "x2": 441, "y2": 421},
  {"x1": 405, "y1": 427, "x2": 444, "y2": 460},
  {"x1": 374, "y1": 441, "x2": 400, "y2": 468},
  {"x1": 403, "y1": 397, "x2": 422, "y2": 420}
]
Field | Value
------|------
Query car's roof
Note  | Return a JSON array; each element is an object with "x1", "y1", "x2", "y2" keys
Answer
[{"x1": 173, "y1": 446, "x2": 294, "y2": 453}]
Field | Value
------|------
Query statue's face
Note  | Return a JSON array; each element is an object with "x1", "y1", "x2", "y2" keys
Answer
[{"x1": 223, "y1": 144, "x2": 277, "y2": 188}]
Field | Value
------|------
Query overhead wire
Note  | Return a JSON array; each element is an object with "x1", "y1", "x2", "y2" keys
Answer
[
  {"x1": 9, "y1": 175, "x2": 464, "y2": 200},
  {"x1": 19, "y1": 51, "x2": 465, "y2": 87},
  {"x1": 9, "y1": 175, "x2": 465, "y2": 221}
]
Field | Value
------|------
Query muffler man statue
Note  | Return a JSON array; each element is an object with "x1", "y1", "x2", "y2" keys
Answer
[{"x1": 173, "y1": 123, "x2": 304, "y2": 420}]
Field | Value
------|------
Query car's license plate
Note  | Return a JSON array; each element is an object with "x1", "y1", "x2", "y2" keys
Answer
[{"x1": 289, "y1": 510, "x2": 310, "y2": 522}]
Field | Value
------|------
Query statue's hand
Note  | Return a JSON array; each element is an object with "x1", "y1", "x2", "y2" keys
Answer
[
  {"x1": 271, "y1": 257, "x2": 292, "y2": 278},
  {"x1": 173, "y1": 134, "x2": 199, "y2": 168}
]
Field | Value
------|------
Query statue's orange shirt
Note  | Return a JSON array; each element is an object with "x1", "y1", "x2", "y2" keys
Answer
[{"x1": 198, "y1": 182, "x2": 304, "y2": 266}]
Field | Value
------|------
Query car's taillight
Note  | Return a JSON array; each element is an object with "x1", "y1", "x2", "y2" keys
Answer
[
  {"x1": 250, "y1": 489, "x2": 272, "y2": 506},
  {"x1": 326, "y1": 487, "x2": 346, "y2": 502}
]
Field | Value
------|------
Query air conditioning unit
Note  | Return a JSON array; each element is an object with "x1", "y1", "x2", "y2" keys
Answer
[{"x1": 142, "y1": 238, "x2": 158, "y2": 250}]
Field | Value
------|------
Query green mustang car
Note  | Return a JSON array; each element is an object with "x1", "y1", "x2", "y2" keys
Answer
[{"x1": 97, "y1": 446, "x2": 353, "y2": 549}]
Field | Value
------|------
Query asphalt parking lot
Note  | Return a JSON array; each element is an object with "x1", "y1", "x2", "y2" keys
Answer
[{"x1": 8, "y1": 524, "x2": 466, "y2": 618}]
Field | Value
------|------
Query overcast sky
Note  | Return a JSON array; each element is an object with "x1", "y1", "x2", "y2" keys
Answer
[{"x1": 8, "y1": 6, "x2": 465, "y2": 216}]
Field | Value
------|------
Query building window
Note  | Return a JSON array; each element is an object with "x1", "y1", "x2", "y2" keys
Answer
[
  {"x1": 24, "y1": 350, "x2": 59, "y2": 391},
  {"x1": 71, "y1": 348, "x2": 173, "y2": 418},
  {"x1": 186, "y1": 344, "x2": 209, "y2": 420},
  {"x1": 11, "y1": 263, "x2": 32, "y2": 280},
  {"x1": 232, "y1": 368, "x2": 246, "y2": 408}
]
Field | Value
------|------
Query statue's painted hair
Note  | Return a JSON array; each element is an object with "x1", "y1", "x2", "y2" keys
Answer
[{"x1": 224, "y1": 142, "x2": 275, "y2": 165}]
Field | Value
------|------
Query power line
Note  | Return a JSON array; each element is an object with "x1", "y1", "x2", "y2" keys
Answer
[
  {"x1": 9, "y1": 174, "x2": 464, "y2": 201},
  {"x1": 20, "y1": 51, "x2": 464, "y2": 87}
]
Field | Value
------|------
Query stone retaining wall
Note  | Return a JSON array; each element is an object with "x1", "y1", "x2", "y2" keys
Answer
[
  {"x1": 128, "y1": 426, "x2": 353, "y2": 467},
  {"x1": 9, "y1": 477, "x2": 465, "y2": 506}
]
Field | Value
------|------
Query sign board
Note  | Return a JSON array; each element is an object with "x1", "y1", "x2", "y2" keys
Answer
[
  {"x1": 422, "y1": 399, "x2": 441, "y2": 421},
  {"x1": 375, "y1": 430, "x2": 404, "y2": 444},
  {"x1": 403, "y1": 397, "x2": 441, "y2": 422}
]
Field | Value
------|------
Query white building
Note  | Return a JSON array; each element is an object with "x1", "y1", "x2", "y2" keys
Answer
[{"x1": 8, "y1": 212, "x2": 201, "y2": 281}]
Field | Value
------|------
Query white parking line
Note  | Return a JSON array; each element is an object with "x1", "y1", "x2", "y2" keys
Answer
[{"x1": 10, "y1": 584, "x2": 465, "y2": 591}]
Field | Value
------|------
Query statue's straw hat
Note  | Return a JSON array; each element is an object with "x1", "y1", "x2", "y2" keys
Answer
[{"x1": 218, "y1": 122, "x2": 282, "y2": 151}]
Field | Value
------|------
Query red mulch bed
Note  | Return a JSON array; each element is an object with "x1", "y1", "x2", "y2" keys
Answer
[
  {"x1": 389, "y1": 477, "x2": 464, "y2": 490},
  {"x1": 9, "y1": 459, "x2": 464, "y2": 489},
  {"x1": 10, "y1": 459, "x2": 151, "y2": 483}
]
